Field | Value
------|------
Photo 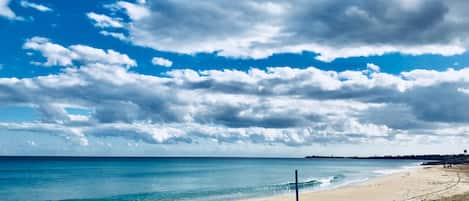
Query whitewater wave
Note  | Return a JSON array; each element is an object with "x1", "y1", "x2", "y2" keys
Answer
[
  {"x1": 69, "y1": 174, "x2": 348, "y2": 201},
  {"x1": 282, "y1": 174, "x2": 345, "y2": 190},
  {"x1": 270, "y1": 174, "x2": 345, "y2": 190},
  {"x1": 61, "y1": 168, "x2": 419, "y2": 201}
]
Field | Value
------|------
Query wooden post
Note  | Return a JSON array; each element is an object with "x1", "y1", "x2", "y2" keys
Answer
[{"x1": 295, "y1": 169, "x2": 299, "y2": 201}]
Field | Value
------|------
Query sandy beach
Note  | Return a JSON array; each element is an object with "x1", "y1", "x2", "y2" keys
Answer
[{"x1": 244, "y1": 165, "x2": 469, "y2": 201}]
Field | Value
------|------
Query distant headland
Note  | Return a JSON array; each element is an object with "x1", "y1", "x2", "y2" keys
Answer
[{"x1": 304, "y1": 154, "x2": 469, "y2": 165}]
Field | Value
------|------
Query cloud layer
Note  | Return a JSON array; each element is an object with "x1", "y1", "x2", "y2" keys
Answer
[
  {"x1": 2, "y1": 37, "x2": 469, "y2": 147},
  {"x1": 90, "y1": 0, "x2": 469, "y2": 61}
]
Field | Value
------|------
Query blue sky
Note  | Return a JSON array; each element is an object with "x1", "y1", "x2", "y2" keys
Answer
[{"x1": 1, "y1": 0, "x2": 469, "y2": 156}]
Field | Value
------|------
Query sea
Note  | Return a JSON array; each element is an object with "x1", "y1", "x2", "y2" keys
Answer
[{"x1": 0, "y1": 157, "x2": 422, "y2": 201}]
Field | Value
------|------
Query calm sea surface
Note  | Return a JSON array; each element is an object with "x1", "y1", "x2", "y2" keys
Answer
[{"x1": 0, "y1": 157, "x2": 421, "y2": 201}]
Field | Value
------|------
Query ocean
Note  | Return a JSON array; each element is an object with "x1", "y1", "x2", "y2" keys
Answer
[{"x1": 0, "y1": 157, "x2": 421, "y2": 201}]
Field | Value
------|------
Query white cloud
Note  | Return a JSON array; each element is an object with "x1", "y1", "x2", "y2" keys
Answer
[
  {"x1": 20, "y1": 1, "x2": 52, "y2": 12},
  {"x1": 309, "y1": 44, "x2": 466, "y2": 62},
  {"x1": 69, "y1": 45, "x2": 136, "y2": 68},
  {"x1": 5, "y1": 41, "x2": 469, "y2": 147},
  {"x1": 68, "y1": 114, "x2": 89, "y2": 122},
  {"x1": 366, "y1": 63, "x2": 380, "y2": 72},
  {"x1": 99, "y1": 30, "x2": 128, "y2": 41},
  {"x1": 23, "y1": 37, "x2": 136, "y2": 67},
  {"x1": 0, "y1": 122, "x2": 88, "y2": 145},
  {"x1": 115, "y1": 1, "x2": 150, "y2": 20},
  {"x1": 7, "y1": 37, "x2": 469, "y2": 148},
  {"x1": 151, "y1": 57, "x2": 172, "y2": 67},
  {"x1": 86, "y1": 12, "x2": 123, "y2": 28},
  {"x1": 0, "y1": 0, "x2": 18, "y2": 20},
  {"x1": 87, "y1": 0, "x2": 469, "y2": 62},
  {"x1": 23, "y1": 37, "x2": 75, "y2": 66}
]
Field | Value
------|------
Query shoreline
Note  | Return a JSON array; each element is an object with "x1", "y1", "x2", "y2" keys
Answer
[{"x1": 242, "y1": 165, "x2": 469, "y2": 201}]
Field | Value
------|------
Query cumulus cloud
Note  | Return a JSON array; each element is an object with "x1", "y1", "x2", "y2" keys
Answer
[
  {"x1": 23, "y1": 37, "x2": 136, "y2": 67},
  {"x1": 20, "y1": 1, "x2": 52, "y2": 12},
  {"x1": 86, "y1": 0, "x2": 469, "y2": 62},
  {"x1": 151, "y1": 57, "x2": 172, "y2": 67},
  {"x1": 4, "y1": 39, "x2": 469, "y2": 147}
]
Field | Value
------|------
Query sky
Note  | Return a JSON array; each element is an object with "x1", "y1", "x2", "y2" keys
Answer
[{"x1": 1, "y1": 0, "x2": 469, "y2": 157}]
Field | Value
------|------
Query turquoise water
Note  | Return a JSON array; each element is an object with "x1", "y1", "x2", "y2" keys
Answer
[{"x1": 0, "y1": 157, "x2": 421, "y2": 201}]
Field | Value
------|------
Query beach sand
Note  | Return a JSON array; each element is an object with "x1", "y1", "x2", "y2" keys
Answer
[{"x1": 243, "y1": 165, "x2": 469, "y2": 201}]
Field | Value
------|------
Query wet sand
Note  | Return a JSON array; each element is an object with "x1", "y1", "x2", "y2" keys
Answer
[{"x1": 243, "y1": 165, "x2": 469, "y2": 201}]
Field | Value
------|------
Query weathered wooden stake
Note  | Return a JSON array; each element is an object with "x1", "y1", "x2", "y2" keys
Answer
[{"x1": 295, "y1": 169, "x2": 299, "y2": 201}]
